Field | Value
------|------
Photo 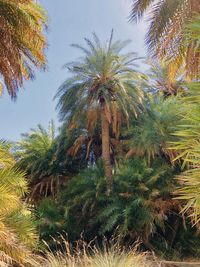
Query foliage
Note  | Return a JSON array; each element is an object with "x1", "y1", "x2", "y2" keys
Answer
[
  {"x1": 16, "y1": 121, "x2": 56, "y2": 177},
  {"x1": 0, "y1": 0, "x2": 47, "y2": 97},
  {"x1": 56, "y1": 122, "x2": 91, "y2": 173},
  {"x1": 0, "y1": 141, "x2": 38, "y2": 266},
  {"x1": 15, "y1": 121, "x2": 66, "y2": 200},
  {"x1": 147, "y1": 62, "x2": 184, "y2": 96},
  {"x1": 130, "y1": 0, "x2": 200, "y2": 78},
  {"x1": 55, "y1": 31, "x2": 145, "y2": 132},
  {"x1": 1, "y1": 1, "x2": 200, "y2": 261},
  {"x1": 38, "y1": 158, "x2": 185, "y2": 253},
  {"x1": 125, "y1": 94, "x2": 182, "y2": 163},
  {"x1": 55, "y1": 31, "x2": 146, "y2": 191},
  {"x1": 170, "y1": 82, "x2": 200, "y2": 223},
  {"x1": 165, "y1": 9, "x2": 200, "y2": 223},
  {"x1": 55, "y1": 31, "x2": 146, "y2": 155},
  {"x1": 37, "y1": 198, "x2": 65, "y2": 245},
  {"x1": 93, "y1": 159, "x2": 180, "y2": 247},
  {"x1": 38, "y1": 156, "x2": 200, "y2": 258}
]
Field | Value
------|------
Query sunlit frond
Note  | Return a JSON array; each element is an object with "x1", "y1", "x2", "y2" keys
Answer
[
  {"x1": 0, "y1": 0, "x2": 47, "y2": 97},
  {"x1": 170, "y1": 82, "x2": 200, "y2": 223},
  {"x1": 130, "y1": 0, "x2": 200, "y2": 78}
]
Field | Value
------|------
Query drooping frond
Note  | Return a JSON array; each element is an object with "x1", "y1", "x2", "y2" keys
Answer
[
  {"x1": 0, "y1": 139, "x2": 38, "y2": 265},
  {"x1": 130, "y1": 0, "x2": 200, "y2": 78},
  {"x1": 0, "y1": 0, "x2": 47, "y2": 97},
  {"x1": 130, "y1": 0, "x2": 155, "y2": 22}
]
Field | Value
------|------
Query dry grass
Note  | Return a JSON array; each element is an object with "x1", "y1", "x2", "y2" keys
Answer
[{"x1": 35, "y1": 239, "x2": 153, "y2": 267}]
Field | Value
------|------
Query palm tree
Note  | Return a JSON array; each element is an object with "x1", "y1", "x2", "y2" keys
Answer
[
  {"x1": 125, "y1": 94, "x2": 183, "y2": 164},
  {"x1": 170, "y1": 82, "x2": 200, "y2": 223},
  {"x1": 57, "y1": 158, "x2": 181, "y2": 251},
  {"x1": 130, "y1": 0, "x2": 200, "y2": 78},
  {"x1": 169, "y1": 16, "x2": 200, "y2": 223},
  {"x1": 0, "y1": 141, "x2": 38, "y2": 266},
  {"x1": 148, "y1": 62, "x2": 184, "y2": 96},
  {"x1": 15, "y1": 121, "x2": 63, "y2": 201},
  {"x1": 55, "y1": 32, "x2": 145, "y2": 194},
  {"x1": 0, "y1": 0, "x2": 47, "y2": 97}
]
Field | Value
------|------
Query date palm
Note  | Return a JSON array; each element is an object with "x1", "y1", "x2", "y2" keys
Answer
[
  {"x1": 130, "y1": 0, "x2": 200, "y2": 78},
  {"x1": 126, "y1": 94, "x2": 182, "y2": 164},
  {"x1": 0, "y1": 0, "x2": 47, "y2": 97},
  {"x1": 148, "y1": 62, "x2": 184, "y2": 96},
  {"x1": 170, "y1": 82, "x2": 200, "y2": 223},
  {"x1": 169, "y1": 16, "x2": 200, "y2": 223},
  {"x1": 0, "y1": 141, "x2": 38, "y2": 266},
  {"x1": 15, "y1": 121, "x2": 63, "y2": 201},
  {"x1": 55, "y1": 32, "x2": 145, "y2": 194}
]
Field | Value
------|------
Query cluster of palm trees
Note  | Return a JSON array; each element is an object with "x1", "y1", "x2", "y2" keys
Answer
[
  {"x1": 0, "y1": 0, "x2": 47, "y2": 264},
  {"x1": 0, "y1": 0, "x2": 200, "y2": 265}
]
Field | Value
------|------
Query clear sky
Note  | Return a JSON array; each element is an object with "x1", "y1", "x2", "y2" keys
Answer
[{"x1": 0, "y1": 0, "x2": 147, "y2": 141}]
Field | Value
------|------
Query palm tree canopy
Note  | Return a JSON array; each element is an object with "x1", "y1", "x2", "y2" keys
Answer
[
  {"x1": 0, "y1": 0, "x2": 47, "y2": 97},
  {"x1": 15, "y1": 121, "x2": 67, "y2": 200},
  {"x1": 126, "y1": 94, "x2": 183, "y2": 163},
  {"x1": 55, "y1": 32, "x2": 146, "y2": 138},
  {"x1": 0, "y1": 140, "x2": 38, "y2": 265},
  {"x1": 15, "y1": 121, "x2": 56, "y2": 178},
  {"x1": 148, "y1": 62, "x2": 184, "y2": 95},
  {"x1": 130, "y1": 0, "x2": 200, "y2": 78}
]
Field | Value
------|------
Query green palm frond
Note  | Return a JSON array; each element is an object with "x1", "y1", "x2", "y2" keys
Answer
[
  {"x1": 0, "y1": 139, "x2": 38, "y2": 265},
  {"x1": 53, "y1": 158, "x2": 178, "y2": 244},
  {"x1": 15, "y1": 121, "x2": 62, "y2": 200},
  {"x1": 126, "y1": 93, "x2": 182, "y2": 163},
  {"x1": 55, "y1": 33, "x2": 146, "y2": 171},
  {"x1": 130, "y1": 0, "x2": 200, "y2": 78},
  {"x1": 55, "y1": 32, "x2": 145, "y2": 132},
  {"x1": 171, "y1": 82, "x2": 200, "y2": 222},
  {"x1": 0, "y1": 140, "x2": 15, "y2": 169},
  {"x1": 6, "y1": 208, "x2": 38, "y2": 248}
]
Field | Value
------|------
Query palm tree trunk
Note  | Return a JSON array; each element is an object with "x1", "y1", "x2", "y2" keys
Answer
[{"x1": 101, "y1": 107, "x2": 112, "y2": 195}]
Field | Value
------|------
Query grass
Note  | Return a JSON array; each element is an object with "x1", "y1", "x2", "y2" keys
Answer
[{"x1": 34, "y1": 239, "x2": 153, "y2": 267}]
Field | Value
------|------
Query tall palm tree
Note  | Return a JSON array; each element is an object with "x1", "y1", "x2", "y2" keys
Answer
[
  {"x1": 0, "y1": 0, "x2": 47, "y2": 97},
  {"x1": 130, "y1": 0, "x2": 200, "y2": 78},
  {"x1": 55, "y1": 32, "x2": 145, "y2": 194}
]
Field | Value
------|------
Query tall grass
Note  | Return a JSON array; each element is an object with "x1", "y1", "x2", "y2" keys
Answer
[{"x1": 35, "y1": 239, "x2": 153, "y2": 267}]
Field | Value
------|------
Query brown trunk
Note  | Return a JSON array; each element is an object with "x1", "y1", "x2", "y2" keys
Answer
[{"x1": 101, "y1": 107, "x2": 112, "y2": 195}]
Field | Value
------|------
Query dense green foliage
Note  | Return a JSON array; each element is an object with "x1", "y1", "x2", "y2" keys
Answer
[
  {"x1": 1, "y1": 1, "x2": 200, "y2": 265},
  {"x1": 13, "y1": 30, "x2": 200, "y2": 262}
]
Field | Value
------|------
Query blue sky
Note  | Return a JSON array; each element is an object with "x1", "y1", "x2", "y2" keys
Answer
[{"x1": 0, "y1": 0, "x2": 147, "y2": 141}]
